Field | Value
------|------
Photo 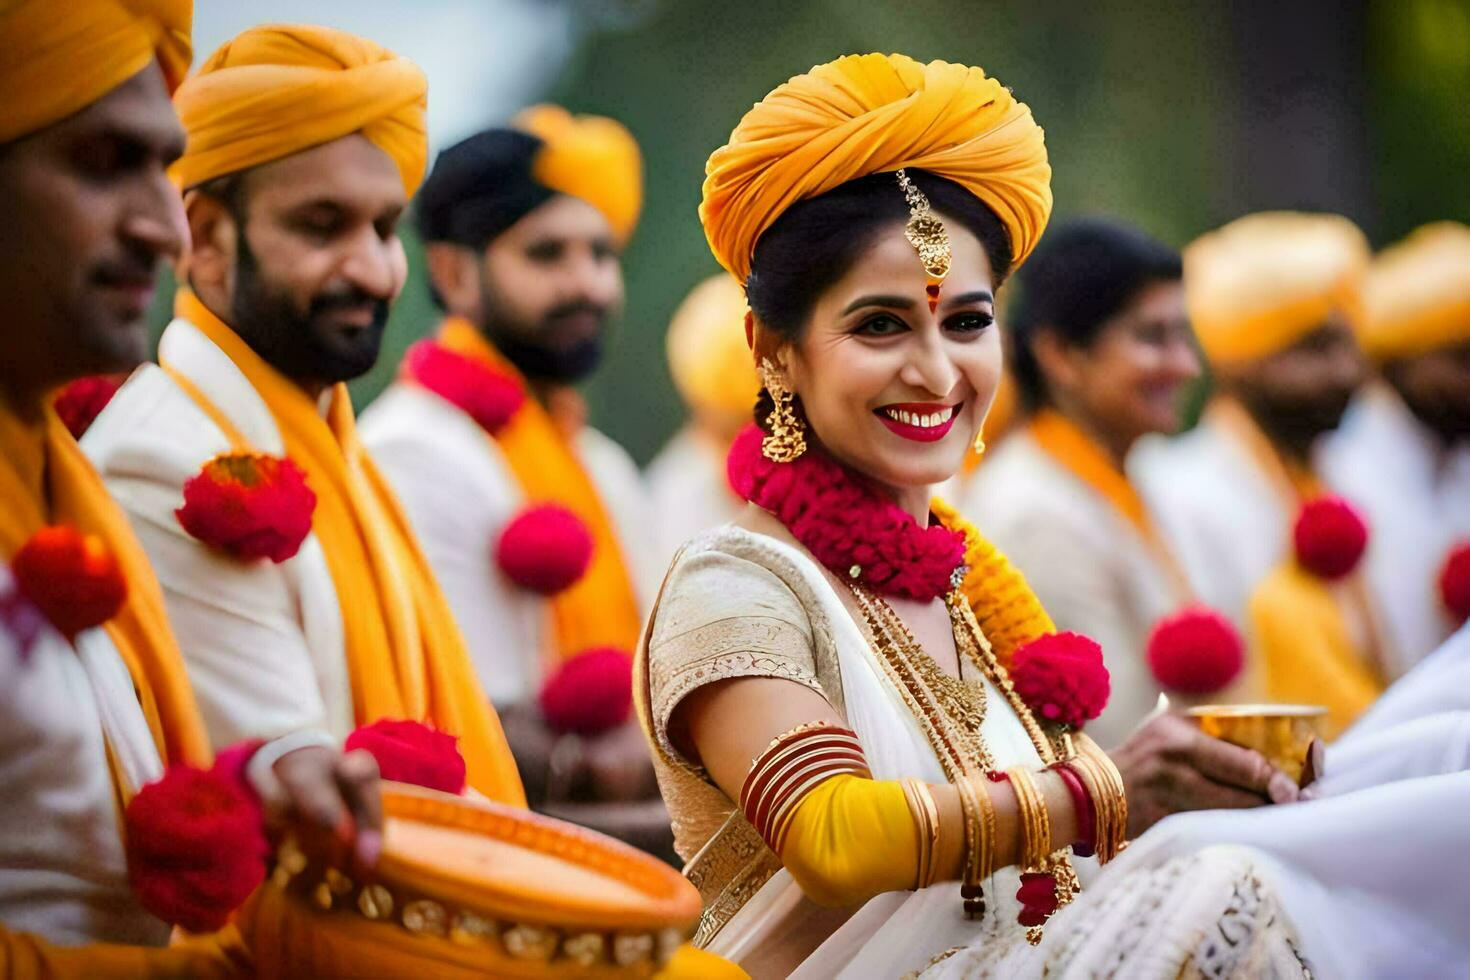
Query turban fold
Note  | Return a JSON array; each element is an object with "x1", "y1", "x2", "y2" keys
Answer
[
  {"x1": 171, "y1": 24, "x2": 427, "y2": 196},
  {"x1": 666, "y1": 273, "x2": 760, "y2": 436},
  {"x1": 1359, "y1": 222, "x2": 1470, "y2": 361},
  {"x1": 514, "y1": 104, "x2": 643, "y2": 246},
  {"x1": 0, "y1": 0, "x2": 191, "y2": 144},
  {"x1": 700, "y1": 53, "x2": 1053, "y2": 284},
  {"x1": 1185, "y1": 212, "x2": 1370, "y2": 365}
]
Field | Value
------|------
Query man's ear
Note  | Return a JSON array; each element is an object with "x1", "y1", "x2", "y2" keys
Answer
[
  {"x1": 424, "y1": 243, "x2": 483, "y2": 319},
  {"x1": 182, "y1": 188, "x2": 238, "y2": 291}
]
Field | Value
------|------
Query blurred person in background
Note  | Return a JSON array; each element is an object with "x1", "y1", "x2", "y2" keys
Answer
[
  {"x1": 961, "y1": 219, "x2": 1209, "y2": 746},
  {"x1": 359, "y1": 112, "x2": 670, "y2": 856},
  {"x1": 1321, "y1": 222, "x2": 1470, "y2": 671},
  {"x1": 1134, "y1": 212, "x2": 1388, "y2": 737},
  {"x1": 645, "y1": 272, "x2": 760, "y2": 569}
]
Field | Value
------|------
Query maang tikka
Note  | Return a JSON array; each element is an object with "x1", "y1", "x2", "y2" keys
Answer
[{"x1": 896, "y1": 168, "x2": 952, "y2": 313}]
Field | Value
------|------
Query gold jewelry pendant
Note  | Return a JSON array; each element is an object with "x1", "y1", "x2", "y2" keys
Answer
[
  {"x1": 896, "y1": 169, "x2": 951, "y2": 313},
  {"x1": 758, "y1": 360, "x2": 806, "y2": 462}
]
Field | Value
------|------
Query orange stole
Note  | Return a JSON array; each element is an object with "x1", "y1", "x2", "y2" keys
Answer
[
  {"x1": 171, "y1": 293, "x2": 524, "y2": 805},
  {"x1": 434, "y1": 318, "x2": 644, "y2": 664},
  {"x1": 0, "y1": 397, "x2": 210, "y2": 770}
]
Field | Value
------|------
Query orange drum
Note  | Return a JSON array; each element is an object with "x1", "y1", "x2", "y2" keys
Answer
[{"x1": 242, "y1": 784, "x2": 703, "y2": 978}]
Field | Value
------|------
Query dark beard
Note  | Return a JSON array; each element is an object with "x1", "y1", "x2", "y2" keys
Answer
[
  {"x1": 230, "y1": 236, "x2": 390, "y2": 385},
  {"x1": 478, "y1": 278, "x2": 608, "y2": 384},
  {"x1": 1239, "y1": 386, "x2": 1354, "y2": 458}
]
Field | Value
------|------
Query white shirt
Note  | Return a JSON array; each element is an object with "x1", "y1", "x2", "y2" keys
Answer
[{"x1": 644, "y1": 425, "x2": 745, "y2": 574}]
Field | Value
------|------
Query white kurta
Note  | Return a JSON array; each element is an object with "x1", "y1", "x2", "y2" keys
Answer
[
  {"x1": 644, "y1": 425, "x2": 744, "y2": 575},
  {"x1": 1319, "y1": 383, "x2": 1470, "y2": 676},
  {"x1": 83, "y1": 318, "x2": 355, "y2": 746},
  {"x1": 0, "y1": 567, "x2": 168, "y2": 947},
  {"x1": 359, "y1": 381, "x2": 655, "y2": 707},
  {"x1": 960, "y1": 432, "x2": 1182, "y2": 747}
]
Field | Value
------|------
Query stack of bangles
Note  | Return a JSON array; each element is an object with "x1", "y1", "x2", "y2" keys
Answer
[{"x1": 1051, "y1": 739, "x2": 1128, "y2": 864}]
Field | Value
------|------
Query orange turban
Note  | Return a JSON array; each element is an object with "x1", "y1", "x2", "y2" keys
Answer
[
  {"x1": 1185, "y1": 212, "x2": 1370, "y2": 366},
  {"x1": 0, "y1": 0, "x2": 191, "y2": 144},
  {"x1": 700, "y1": 53, "x2": 1052, "y2": 285},
  {"x1": 172, "y1": 24, "x2": 427, "y2": 195},
  {"x1": 513, "y1": 104, "x2": 644, "y2": 246},
  {"x1": 1359, "y1": 222, "x2": 1470, "y2": 361},
  {"x1": 666, "y1": 273, "x2": 760, "y2": 438}
]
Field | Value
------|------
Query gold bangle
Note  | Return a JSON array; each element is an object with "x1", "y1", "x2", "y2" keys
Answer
[
  {"x1": 1068, "y1": 739, "x2": 1127, "y2": 863},
  {"x1": 953, "y1": 775, "x2": 993, "y2": 920},
  {"x1": 1005, "y1": 767, "x2": 1051, "y2": 871},
  {"x1": 901, "y1": 779, "x2": 941, "y2": 889}
]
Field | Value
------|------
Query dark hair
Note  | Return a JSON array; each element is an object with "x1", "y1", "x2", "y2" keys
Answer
[
  {"x1": 745, "y1": 169, "x2": 1013, "y2": 427},
  {"x1": 414, "y1": 129, "x2": 552, "y2": 249},
  {"x1": 1007, "y1": 217, "x2": 1182, "y2": 410}
]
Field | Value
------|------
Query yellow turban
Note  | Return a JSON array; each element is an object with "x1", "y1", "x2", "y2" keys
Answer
[
  {"x1": 666, "y1": 273, "x2": 760, "y2": 438},
  {"x1": 1359, "y1": 222, "x2": 1470, "y2": 361},
  {"x1": 513, "y1": 104, "x2": 644, "y2": 246},
  {"x1": 0, "y1": 0, "x2": 191, "y2": 144},
  {"x1": 1185, "y1": 211, "x2": 1370, "y2": 366},
  {"x1": 172, "y1": 24, "x2": 427, "y2": 195},
  {"x1": 700, "y1": 53, "x2": 1052, "y2": 284}
]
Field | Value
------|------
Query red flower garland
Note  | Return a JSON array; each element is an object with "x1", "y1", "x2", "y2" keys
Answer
[
  {"x1": 539, "y1": 647, "x2": 635, "y2": 736},
  {"x1": 53, "y1": 374, "x2": 124, "y2": 440},
  {"x1": 495, "y1": 503, "x2": 595, "y2": 595},
  {"x1": 11, "y1": 526, "x2": 127, "y2": 638},
  {"x1": 403, "y1": 339, "x2": 525, "y2": 434},
  {"x1": 1008, "y1": 632, "x2": 1110, "y2": 729},
  {"x1": 125, "y1": 762, "x2": 269, "y2": 933},
  {"x1": 1293, "y1": 495, "x2": 1369, "y2": 581},
  {"x1": 726, "y1": 424, "x2": 966, "y2": 601},
  {"x1": 344, "y1": 719, "x2": 467, "y2": 795},
  {"x1": 1440, "y1": 541, "x2": 1470, "y2": 626},
  {"x1": 1146, "y1": 606, "x2": 1245, "y2": 695},
  {"x1": 176, "y1": 453, "x2": 316, "y2": 563}
]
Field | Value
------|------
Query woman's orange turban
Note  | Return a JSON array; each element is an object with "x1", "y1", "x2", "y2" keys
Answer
[
  {"x1": 514, "y1": 104, "x2": 643, "y2": 246},
  {"x1": 0, "y1": 0, "x2": 192, "y2": 144},
  {"x1": 1185, "y1": 211, "x2": 1370, "y2": 366},
  {"x1": 1359, "y1": 222, "x2": 1470, "y2": 361},
  {"x1": 171, "y1": 24, "x2": 427, "y2": 196},
  {"x1": 700, "y1": 53, "x2": 1052, "y2": 284}
]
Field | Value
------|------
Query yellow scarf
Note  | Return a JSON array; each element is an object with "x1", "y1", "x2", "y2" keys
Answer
[
  {"x1": 0, "y1": 395, "x2": 210, "y2": 770},
  {"x1": 434, "y1": 318, "x2": 644, "y2": 664},
  {"x1": 172, "y1": 293, "x2": 524, "y2": 805}
]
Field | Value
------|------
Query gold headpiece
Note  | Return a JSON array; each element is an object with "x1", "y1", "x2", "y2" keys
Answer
[{"x1": 896, "y1": 169, "x2": 951, "y2": 312}]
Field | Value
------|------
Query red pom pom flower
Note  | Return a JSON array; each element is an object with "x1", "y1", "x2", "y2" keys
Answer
[
  {"x1": 11, "y1": 525, "x2": 127, "y2": 638},
  {"x1": 1440, "y1": 540, "x2": 1470, "y2": 626},
  {"x1": 403, "y1": 340, "x2": 525, "y2": 434},
  {"x1": 344, "y1": 719, "x2": 467, "y2": 795},
  {"x1": 53, "y1": 374, "x2": 124, "y2": 440},
  {"x1": 1293, "y1": 495, "x2": 1369, "y2": 581},
  {"x1": 1146, "y1": 606, "x2": 1245, "y2": 695},
  {"x1": 176, "y1": 452, "x2": 316, "y2": 563},
  {"x1": 1008, "y1": 632, "x2": 1110, "y2": 729},
  {"x1": 125, "y1": 764, "x2": 269, "y2": 933},
  {"x1": 539, "y1": 647, "x2": 635, "y2": 736},
  {"x1": 495, "y1": 504, "x2": 594, "y2": 595}
]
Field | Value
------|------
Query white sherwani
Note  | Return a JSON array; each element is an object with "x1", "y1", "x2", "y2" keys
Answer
[
  {"x1": 1319, "y1": 383, "x2": 1470, "y2": 676},
  {"x1": 84, "y1": 318, "x2": 355, "y2": 746},
  {"x1": 644, "y1": 425, "x2": 744, "y2": 575},
  {"x1": 960, "y1": 431, "x2": 1183, "y2": 747},
  {"x1": 0, "y1": 567, "x2": 168, "y2": 946},
  {"x1": 359, "y1": 381, "x2": 656, "y2": 707}
]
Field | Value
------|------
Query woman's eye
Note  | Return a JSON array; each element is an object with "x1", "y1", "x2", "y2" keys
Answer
[
  {"x1": 946, "y1": 312, "x2": 994, "y2": 333},
  {"x1": 855, "y1": 315, "x2": 908, "y2": 336}
]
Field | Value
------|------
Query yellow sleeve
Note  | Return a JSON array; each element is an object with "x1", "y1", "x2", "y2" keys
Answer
[
  {"x1": 0, "y1": 923, "x2": 248, "y2": 980},
  {"x1": 775, "y1": 773, "x2": 920, "y2": 908}
]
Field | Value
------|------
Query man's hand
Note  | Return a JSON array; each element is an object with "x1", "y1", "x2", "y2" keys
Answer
[
  {"x1": 1111, "y1": 712, "x2": 1299, "y2": 838},
  {"x1": 271, "y1": 746, "x2": 383, "y2": 870}
]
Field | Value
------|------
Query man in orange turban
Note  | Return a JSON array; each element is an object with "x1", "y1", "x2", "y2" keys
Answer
[
  {"x1": 1321, "y1": 222, "x2": 1470, "y2": 671},
  {"x1": 0, "y1": 5, "x2": 388, "y2": 973},
  {"x1": 85, "y1": 24, "x2": 526, "y2": 811},
  {"x1": 358, "y1": 109, "x2": 668, "y2": 854}
]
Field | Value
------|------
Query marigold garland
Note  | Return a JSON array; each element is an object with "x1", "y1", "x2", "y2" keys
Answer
[{"x1": 175, "y1": 452, "x2": 316, "y2": 563}]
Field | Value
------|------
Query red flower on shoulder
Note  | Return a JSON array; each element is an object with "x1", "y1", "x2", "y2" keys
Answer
[
  {"x1": 1008, "y1": 632, "x2": 1110, "y2": 729},
  {"x1": 403, "y1": 340, "x2": 525, "y2": 434},
  {"x1": 125, "y1": 763, "x2": 269, "y2": 933},
  {"x1": 176, "y1": 452, "x2": 316, "y2": 563},
  {"x1": 53, "y1": 374, "x2": 125, "y2": 440},
  {"x1": 1293, "y1": 495, "x2": 1368, "y2": 581},
  {"x1": 1440, "y1": 541, "x2": 1470, "y2": 626},
  {"x1": 495, "y1": 503, "x2": 594, "y2": 595},
  {"x1": 345, "y1": 719, "x2": 467, "y2": 795},
  {"x1": 539, "y1": 647, "x2": 635, "y2": 736},
  {"x1": 1146, "y1": 606, "x2": 1244, "y2": 695},
  {"x1": 11, "y1": 525, "x2": 127, "y2": 638}
]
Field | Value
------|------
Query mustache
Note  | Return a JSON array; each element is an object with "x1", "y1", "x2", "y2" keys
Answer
[
  {"x1": 542, "y1": 299, "x2": 609, "y2": 328},
  {"x1": 309, "y1": 285, "x2": 391, "y2": 329},
  {"x1": 91, "y1": 244, "x2": 160, "y2": 287}
]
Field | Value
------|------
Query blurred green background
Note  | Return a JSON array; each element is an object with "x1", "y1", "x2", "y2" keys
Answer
[{"x1": 155, "y1": 0, "x2": 1470, "y2": 464}]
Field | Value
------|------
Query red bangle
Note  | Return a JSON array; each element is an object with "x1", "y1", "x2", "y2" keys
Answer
[{"x1": 1053, "y1": 763, "x2": 1096, "y2": 858}]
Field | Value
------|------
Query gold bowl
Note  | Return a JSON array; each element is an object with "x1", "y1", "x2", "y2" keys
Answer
[{"x1": 1187, "y1": 704, "x2": 1327, "y2": 785}]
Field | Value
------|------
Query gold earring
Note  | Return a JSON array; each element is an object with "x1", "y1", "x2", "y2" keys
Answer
[
  {"x1": 973, "y1": 433, "x2": 987, "y2": 455},
  {"x1": 758, "y1": 360, "x2": 806, "y2": 463}
]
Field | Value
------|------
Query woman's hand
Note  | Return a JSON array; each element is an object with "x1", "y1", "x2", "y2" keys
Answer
[{"x1": 1110, "y1": 712, "x2": 1299, "y2": 838}]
